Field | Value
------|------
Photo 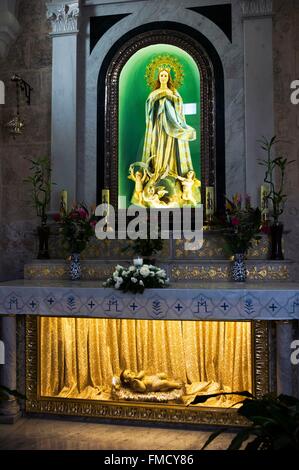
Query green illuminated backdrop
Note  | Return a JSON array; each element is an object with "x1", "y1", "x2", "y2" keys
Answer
[{"x1": 119, "y1": 44, "x2": 201, "y2": 207}]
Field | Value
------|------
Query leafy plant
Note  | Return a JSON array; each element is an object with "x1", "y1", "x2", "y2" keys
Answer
[
  {"x1": 24, "y1": 156, "x2": 54, "y2": 224},
  {"x1": 123, "y1": 219, "x2": 164, "y2": 258},
  {"x1": 216, "y1": 194, "x2": 261, "y2": 255},
  {"x1": 202, "y1": 394, "x2": 299, "y2": 450},
  {"x1": 55, "y1": 203, "x2": 96, "y2": 254},
  {"x1": 0, "y1": 385, "x2": 25, "y2": 402},
  {"x1": 258, "y1": 136, "x2": 294, "y2": 224}
]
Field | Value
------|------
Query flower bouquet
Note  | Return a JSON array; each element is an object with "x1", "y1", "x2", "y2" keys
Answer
[
  {"x1": 220, "y1": 194, "x2": 262, "y2": 256},
  {"x1": 54, "y1": 203, "x2": 96, "y2": 254},
  {"x1": 54, "y1": 203, "x2": 96, "y2": 280},
  {"x1": 103, "y1": 263, "x2": 169, "y2": 294}
]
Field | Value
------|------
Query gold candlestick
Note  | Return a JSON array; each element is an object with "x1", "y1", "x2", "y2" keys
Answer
[
  {"x1": 60, "y1": 190, "x2": 68, "y2": 216},
  {"x1": 205, "y1": 186, "x2": 215, "y2": 223},
  {"x1": 260, "y1": 184, "x2": 269, "y2": 223}
]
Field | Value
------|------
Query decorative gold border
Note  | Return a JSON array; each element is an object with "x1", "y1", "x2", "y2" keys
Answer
[
  {"x1": 25, "y1": 317, "x2": 269, "y2": 426},
  {"x1": 253, "y1": 320, "x2": 269, "y2": 399}
]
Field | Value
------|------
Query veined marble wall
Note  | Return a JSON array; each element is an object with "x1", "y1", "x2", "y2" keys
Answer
[
  {"x1": 273, "y1": 0, "x2": 299, "y2": 277},
  {"x1": 0, "y1": 0, "x2": 52, "y2": 281}
]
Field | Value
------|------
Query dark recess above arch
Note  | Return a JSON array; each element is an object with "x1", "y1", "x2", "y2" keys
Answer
[
  {"x1": 90, "y1": 14, "x2": 131, "y2": 54},
  {"x1": 188, "y1": 4, "x2": 232, "y2": 42}
]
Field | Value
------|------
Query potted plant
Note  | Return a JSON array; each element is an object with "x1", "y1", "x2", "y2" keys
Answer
[
  {"x1": 54, "y1": 203, "x2": 96, "y2": 280},
  {"x1": 217, "y1": 194, "x2": 261, "y2": 281},
  {"x1": 24, "y1": 156, "x2": 54, "y2": 259},
  {"x1": 202, "y1": 394, "x2": 299, "y2": 450},
  {"x1": 124, "y1": 219, "x2": 164, "y2": 265},
  {"x1": 259, "y1": 136, "x2": 294, "y2": 259}
]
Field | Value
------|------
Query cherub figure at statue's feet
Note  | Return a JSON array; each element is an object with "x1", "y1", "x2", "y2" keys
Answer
[
  {"x1": 128, "y1": 165, "x2": 147, "y2": 205},
  {"x1": 177, "y1": 170, "x2": 201, "y2": 206}
]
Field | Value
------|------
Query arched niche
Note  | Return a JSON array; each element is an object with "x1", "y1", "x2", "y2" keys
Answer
[{"x1": 97, "y1": 23, "x2": 225, "y2": 215}]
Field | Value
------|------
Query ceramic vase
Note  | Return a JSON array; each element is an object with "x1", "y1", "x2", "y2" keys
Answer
[
  {"x1": 231, "y1": 253, "x2": 246, "y2": 282},
  {"x1": 70, "y1": 253, "x2": 81, "y2": 280}
]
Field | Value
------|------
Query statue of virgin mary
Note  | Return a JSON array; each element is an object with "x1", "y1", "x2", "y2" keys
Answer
[{"x1": 128, "y1": 57, "x2": 201, "y2": 207}]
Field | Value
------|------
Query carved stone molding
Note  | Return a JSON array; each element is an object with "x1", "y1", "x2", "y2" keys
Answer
[
  {"x1": 241, "y1": 0, "x2": 272, "y2": 18},
  {"x1": 46, "y1": 1, "x2": 79, "y2": 34},
  {"x1": 0, "y1": 0, "x2": 21, "y2": 58}
]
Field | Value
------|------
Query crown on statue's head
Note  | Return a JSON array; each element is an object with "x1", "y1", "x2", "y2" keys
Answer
[{"x1": 158, "y1": 65, "x2": 171, "y2": 73}]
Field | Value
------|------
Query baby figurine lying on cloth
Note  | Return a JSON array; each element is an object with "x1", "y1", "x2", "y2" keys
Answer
[
  {"x1": 112, "y1": 369, "x2": 184, "y2": 403},
  {"x1": 120, "y1": 369, "x2": 183, "y2": 393},
  {"x1": 111, "y1": 369, "x2": 243, "y2": 407}
]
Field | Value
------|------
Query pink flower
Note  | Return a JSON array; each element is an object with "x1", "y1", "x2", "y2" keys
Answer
[
  {"x1": 77, "y1": 207, "x2": 88, "y2": 219},
  {"x1": 231, "y1": 217, "x2": 240, "y2": 226},
  {"x1": 52, "y1": 213, "x2": 61, "y2": 222},
  {"x1": 261, "y1": 224, "x2": 271, "y2": 234},
  {"x1": 90, "y1": 220, "x2": 97, "y2": 227}
]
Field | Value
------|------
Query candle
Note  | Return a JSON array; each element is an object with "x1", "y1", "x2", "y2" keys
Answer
[
  {"x1": 102, "y1": 189, "x2": 110, "y2": 217},
  {"x1": 60, "y1": 190, "x2": 67, "y2": 215},
  {"x1": 205, "y1": 186, "x2": 215, "y2": 219},
  {"x1": 260, "y1": 184, "x2": 269, "y2": 222},
  {"x1": 133, "y1": 257, "x2": 143, "y2": 267}
]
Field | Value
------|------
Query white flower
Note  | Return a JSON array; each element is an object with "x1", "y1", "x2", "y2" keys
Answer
[
  {"x1": 114, "y1": 276, "x2": 123, "y2": 289},
  {"x1": 129, "y1": 266, "x2": 136, "y2": 272},
  {"x1": 139, "y1": 280, "x2": 144, "y2": 286},
  {"x1": 140, "y1": 266, "x2": 150, "y2": 277},
  {"x1": 115, "y1": 264, "x2": 123, "y2": 271},
  {"x1": 131, "y1": 277, "x2": 137, "y2": 283}
]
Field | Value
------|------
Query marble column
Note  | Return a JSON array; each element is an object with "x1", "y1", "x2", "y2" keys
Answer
[
  {"x1": 241, "y1": 0, "x2": 274, "y2": 205},
  {"x1": 0, "y1": 316, "x2": 21, "y2": 423},
  {"x1": 46, "y1": 1, "x2": 79, "y2": 211},
  {"x1": 0, "y1": 0, "x2": 21, "y2": 59},
  {"x1": 276, "y1": 320, "x2": 294, "y2": 396}
]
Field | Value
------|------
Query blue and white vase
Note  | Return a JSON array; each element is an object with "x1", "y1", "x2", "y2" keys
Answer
[
  {"x1": 70, "y1": 253, "x2": 81, "y2": 280},
  {"x1": 231, "y1": 253, "x2": 246, "y2": 282}
]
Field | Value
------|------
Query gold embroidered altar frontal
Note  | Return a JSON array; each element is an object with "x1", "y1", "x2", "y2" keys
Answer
[{"x1": 39, "y1": 318, "x2": 252, "y2": 406}]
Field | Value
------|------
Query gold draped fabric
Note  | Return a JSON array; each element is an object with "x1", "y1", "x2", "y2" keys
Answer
[{"x1": 40, "y1": 318, "x2": 252, "y2": 405}]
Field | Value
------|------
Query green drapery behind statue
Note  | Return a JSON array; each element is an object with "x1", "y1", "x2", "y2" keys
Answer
[{"x1": 40, "y1": 317, "x2": 252, "y2": 407}]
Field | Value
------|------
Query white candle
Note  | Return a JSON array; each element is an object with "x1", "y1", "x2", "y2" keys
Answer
[
  {"x1": 60, "y1": 190, "x2": 67, "y2": 215},
  {"x1": 133, "y1": 257, "x2": 143, "y2": 267}
]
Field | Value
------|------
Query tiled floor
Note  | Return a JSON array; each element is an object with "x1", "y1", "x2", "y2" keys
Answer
[{"x1": 0, "y1": 417, "x2": 234, "y2": 450}]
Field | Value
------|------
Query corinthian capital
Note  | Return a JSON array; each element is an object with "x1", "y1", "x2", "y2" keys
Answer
[
  {"x1": 46, "y1": 1, "x2": 79, "y2": 34},
  {"x1": 241, "y1": 0, "x2": 272, "y2": 18}
]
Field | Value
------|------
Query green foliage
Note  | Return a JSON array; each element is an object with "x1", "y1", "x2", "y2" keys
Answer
[
  {"x1": 58, "y1": 203, "x2": 96, "y2": 254},
  {"x1": 202, "y1": 394, "x2": 299, "y2": 450},
  {"x1": 124, "y1": 219, "x2": 164, "y2": 257},
  {"x1": 23, "y1": 156, "x2": 54, "y2": 223},
  {"x1": 258, "y1": 136, "x2": 294, "y2": 223},
  {"x1": 216, "y1": 194, "x2": 261, "y2": 255},
  {"x1": 130, "y1": 237, "x2": 164, "y2": 257},
  {"x1": 0, "y1": 385, "x2": 25, "y2": 402}
]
